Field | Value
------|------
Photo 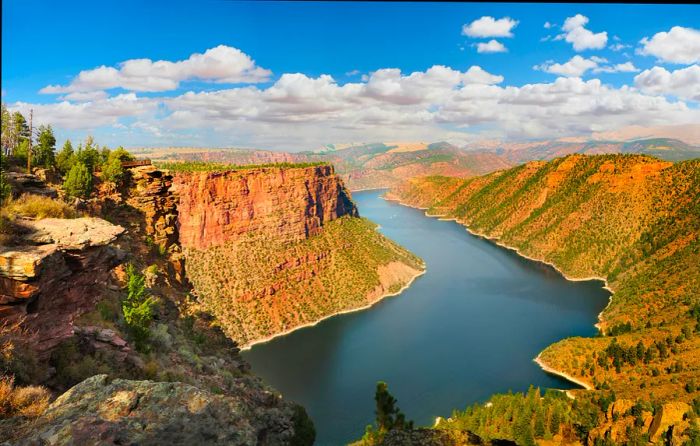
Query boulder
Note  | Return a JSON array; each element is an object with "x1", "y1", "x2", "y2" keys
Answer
[{"x1": 7, "y1": 375, "x2": 309, "y2": 446}]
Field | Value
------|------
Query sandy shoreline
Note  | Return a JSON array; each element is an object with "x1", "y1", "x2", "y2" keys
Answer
[
  {"x1": 534, "y1": 355, "x2": 594, "y2": 390},
  {"x1": 383, "y1": 192, "x2": 611, "y2": 391},
  {"x1": 240, "y1": 267, "x2": 426, "y2": 351}
]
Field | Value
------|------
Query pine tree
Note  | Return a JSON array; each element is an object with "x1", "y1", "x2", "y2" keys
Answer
[
  {"x1": 374, "y1": 381, "x2": 413, "y2": 432},
  {"x1": 34, "y1": 125, "x2": 56, "y2": 167},
  {"x1": 56, "y1": 140, "x2": 75, "y2": 175},
  {"x1": 63, "y1": 162, "x2": 93, "y2": 198}
]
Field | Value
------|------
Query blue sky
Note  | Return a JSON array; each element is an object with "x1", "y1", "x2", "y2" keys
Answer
[{"x1": 2, "y1": 1, "x2": 699, "y2": 150}]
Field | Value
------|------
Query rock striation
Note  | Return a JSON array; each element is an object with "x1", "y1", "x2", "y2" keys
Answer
[
  {"x1": 174, "y1": 165, "x2": 358, "y2": 250},
  {"x1": 0, "y1": 217, "x2": 125, "y2": 358}
]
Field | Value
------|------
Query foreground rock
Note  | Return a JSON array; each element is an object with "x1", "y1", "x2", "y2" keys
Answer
[
  {"x1": 0, "y1": 217, "x2": 125, "y2": 358},
  {"x1": 5, "y1": 375, "x2": 312, "y2": 446}
]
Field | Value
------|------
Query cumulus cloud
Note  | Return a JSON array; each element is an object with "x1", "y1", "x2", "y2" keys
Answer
[
  {"x1": 536, "y1": 56, "x2": 639, "y2": 77},
  {"x1": 638, "y1": 26, "x2": 700, "y2": 64},
  {"x1": 475, "y1": 40, "x2": 507, "y2": 53},
  {"x1": 534, "y1": 56, "x2": 599, "y2": 77},
  {"x1": 10, "y1": 94, "x2": 156, "y2": 129},
  {"x1": 462, "y1": 16, "x2": 518, "y2": 38},
  {"x1": 557, "y1": 14, "x2": 608, "y2": 51},
  {"x1": 594, "y1": 62, "x2": 640, "y2": 74},
  {"x1": 40, "y1": 45, "x2": 271, "y2": 94},
  {"x1": 634, "y1": 65, "x2": 700, "y2": 101},
  {"x1": 9, "y1": 62, "x2": 700, "y2": 149}
]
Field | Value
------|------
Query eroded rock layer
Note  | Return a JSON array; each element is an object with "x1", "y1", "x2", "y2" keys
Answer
[{"x1": 174, "y1": 165, "x2": 358, "y2": 250}]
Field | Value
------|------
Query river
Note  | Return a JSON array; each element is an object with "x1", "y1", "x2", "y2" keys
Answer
[{"x1": 242, "y1": 190, "x2": 610, "y2": 445}]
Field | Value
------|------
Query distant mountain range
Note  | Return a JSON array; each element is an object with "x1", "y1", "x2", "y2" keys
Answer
[{"x1": 133, "y1": 137, "x2": 700, "y2": 191}]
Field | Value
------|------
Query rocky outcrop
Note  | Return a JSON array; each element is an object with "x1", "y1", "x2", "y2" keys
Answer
[
  {"x1": 4, "y1": 172, "x2": 57, "y2": 198},
  {"x1": 6, "y1": 374, "x2": 313, "y2": 446},
  {"x1": 174, "y1": 165, "x2": 358, "y2": 250},
  {"x1": 126, "y1": 166, "x2": 180, "y2": 251},
  {"x1": 0, "y1": 218, "x2": 125, "y2": 358}
]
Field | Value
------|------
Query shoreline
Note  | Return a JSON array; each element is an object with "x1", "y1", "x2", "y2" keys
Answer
[
  {"x1": 383, "y1": 192, "x2": 611, "y2": 392},
  {"x1": 240, "y1": 267, "x2": 426, "y2": 351},
  {"x1": 534, "y1": 355, "x2": 594, "y2": 391}
]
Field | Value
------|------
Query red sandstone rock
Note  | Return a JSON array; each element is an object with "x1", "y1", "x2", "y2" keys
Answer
[{"x1": 173, "y1": 165, "x2": 358, "y2": 250}]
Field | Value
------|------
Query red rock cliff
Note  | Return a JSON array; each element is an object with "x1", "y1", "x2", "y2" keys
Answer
[{"x1": 173, "y1": 165, "x2": 358, "y2": 250}]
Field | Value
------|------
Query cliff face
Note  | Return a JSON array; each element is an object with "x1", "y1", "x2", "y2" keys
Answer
[
  {"x1": 174, "y1": 165, "x2": 358, "y2": 250},
  {"x1": 175, "y1": 165, "x2": 423, "y2": 347},
  {"x1": 0, "y1": 218, "x2": 125, "y2": 360}
]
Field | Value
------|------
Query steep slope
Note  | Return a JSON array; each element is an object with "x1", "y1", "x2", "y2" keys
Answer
[
  {"x1": 388, "y1": 154, "x2": 700, "y2": 402},
  {"x1": 173, "y1": 164, "x2": 424, "y2": 348}
]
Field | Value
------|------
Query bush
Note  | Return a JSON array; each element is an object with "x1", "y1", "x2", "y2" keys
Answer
[
  {"x1": 63, "y1": 162, "x2": 93, "y2": 198},
  {"x1": 4, "y1": 194, "x2": 77, "y2": 219},
  {"x1": 0, "y1": 376, "x2": 50, "y2": 419},
  {"x1": 50, "y1": 339, "x2": 111, "y2": 390},
  {"x1": 122, "y1": 264, "x2": 156, "y2": 352}
]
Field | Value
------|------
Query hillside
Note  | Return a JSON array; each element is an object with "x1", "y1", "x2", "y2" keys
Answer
[
  {"x1": 382, "y1": 154, "x2": 700, "y2": 445},
  {"x1": 173, "y1": 164, "x2": 424, "y2": 347}
]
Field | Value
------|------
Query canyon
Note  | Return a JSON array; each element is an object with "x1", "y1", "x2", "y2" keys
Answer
[
  {"x1": 170, "y1": 164, "x2": 423, "y2": 347},
  {"x1": 0, "y1": 161, "x2": 424, "y2": 444},
  {"x1": 382, "y1": 154, "x2": 700, "y2": 445}
]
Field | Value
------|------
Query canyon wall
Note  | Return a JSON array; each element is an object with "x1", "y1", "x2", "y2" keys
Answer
[
  {"x1": 173, "y1": 165, "x2": 358, "y2": 250},
  {"x1": 174, "y1": 164, "x2": 423, "y2": 347}
]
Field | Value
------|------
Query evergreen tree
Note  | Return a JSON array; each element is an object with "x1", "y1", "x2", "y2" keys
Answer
[
  {"x1": 34, "y1": 125, "x2": 56, "y2": 167},
  {"x1": 56, "y1": 139, "x2": 75, "y2": 175},
  {"x1": 12, "y1": 112, "x2": 29, "y2": 145},
  {"x1": 374, "y1": 381, "x2": 413, "y2": 432},
  {"x1": 75, "y1": 136, "x2": 101, "y2": 172},
  {"x1": 101, "y1": 146, "x2": 135, "y2": 187},
  {"x1": 63, "y1": 162, "x2": 93, "y2": 198}
]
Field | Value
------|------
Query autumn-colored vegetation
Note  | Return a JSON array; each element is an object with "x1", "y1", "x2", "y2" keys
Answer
[
  {"x1": 184, "y1": 216, "x2": 424, "y2": 347},
  {"x1": 386, "y1": 154, "x2": 700, "y2": 444}
]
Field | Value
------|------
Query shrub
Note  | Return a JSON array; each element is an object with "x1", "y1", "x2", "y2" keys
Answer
[
  {"x1": 122, "y1": 264, "x2": 156, "y2": 352},
  {"x1": 63, "y1": 161, "x2": 93, "y2": 198},
  {"x1": 4, "y1": 194, "x2": 77, "y2": 219},
  {"x1": 0, "y1": 320, "x2": 41, "y2": 384},
  {"x1": 50, "y1": 339, "x2": 111, "y2": 390},
  {"x1": 0, "y1": 376, "x2": 50, "y2": 419}
]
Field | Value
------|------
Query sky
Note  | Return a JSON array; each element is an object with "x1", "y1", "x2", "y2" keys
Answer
[{"x1": 2, "y1": 1, "x2": 700, "y2": 151}]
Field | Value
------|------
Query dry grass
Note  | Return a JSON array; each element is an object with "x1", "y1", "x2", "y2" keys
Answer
[
  {"x1": 0, "y1": 376, "x2": 50, "y2": 419},
  {"x1": 3, "y1": 194, "x2": 78, "y2": 220}
]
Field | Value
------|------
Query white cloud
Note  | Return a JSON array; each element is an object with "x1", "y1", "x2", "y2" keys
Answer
[
  {"x1": 594, "y1": 62, "x2": 640, "y2": 74},
  {"x1": 536, "y1": 56, "x2": 640, "y2": 77},
  {"x1": 609, "y1": 43, "x2": 630, "y2": 51},
  {"x1": 61, "y1": 90, "x2": 109, "y2": 102},
  {"x1": 534, "y1": 56, "x2": 599, "y2": 77},
  {"x1": 40, "y1": 45, "x2": 271, "y2": 94},
  {"x1": 558, "y1": 14, "x2": 608, "y2": 51},
  {"x1": 638, "y1": 26, "x2": 700, "y2": 64},
  {"x1": 544, "y1": 22, "x2": 553, "y2": 29},
  {"x1": 462, "y1": 16, "x2": 518, "y2": 38},
  {"x1": 10, "y1": 63, "x2": 699, "y2": 149},
  {"x1": 634, "y1": 65, "x2": 700, "y2": 101},
  {"x1": 475, "y1": 40, "x2": 507, "y2": 53},
  {"x1": 10, "y1": 93, "x2": 155, "y2": 130}
]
